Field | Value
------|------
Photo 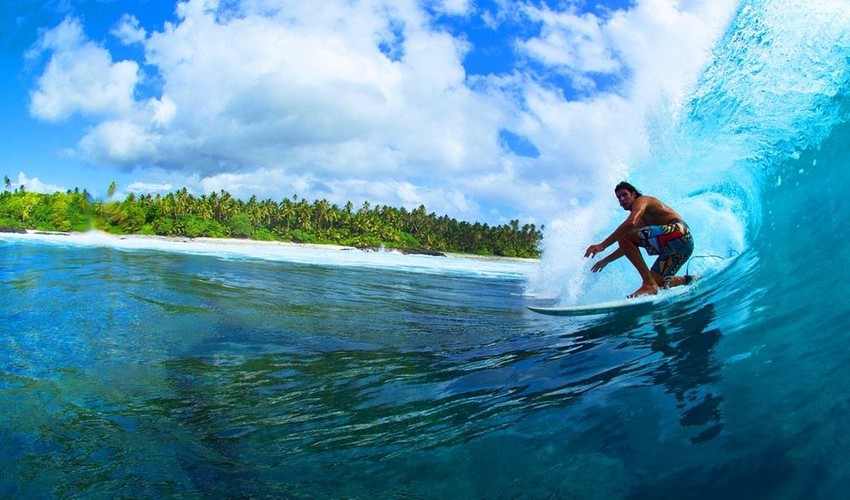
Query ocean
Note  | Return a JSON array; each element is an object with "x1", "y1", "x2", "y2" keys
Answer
[{"x1": 4, "y1": 0, "x2": 850, "y2": 497}]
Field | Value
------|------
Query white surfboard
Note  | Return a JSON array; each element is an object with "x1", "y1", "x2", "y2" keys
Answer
[{"x1": 527, "y1": 284, "x2": 694, "y2": 317}]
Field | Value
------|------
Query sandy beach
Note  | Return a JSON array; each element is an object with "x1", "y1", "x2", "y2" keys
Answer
[{"x1": 5, "y1": 229, "x2": 538, "y2": 265}]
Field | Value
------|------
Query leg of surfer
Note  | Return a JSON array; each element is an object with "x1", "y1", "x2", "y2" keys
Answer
[
  {"x1": 618, "y1": 233, "x2": 660, "y2": 297},
  {"x1": 650, "y1": 245, "x2": 694, "y2": 289}
]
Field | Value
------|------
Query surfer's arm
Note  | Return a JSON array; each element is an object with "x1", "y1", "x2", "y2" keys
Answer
[
  {"x1": 591, "y1": 247, "x2": 624, "y2": 272},
  {"x1": 586, "y1": 219, "x2": 638, "y2": 257},
  {"x1": 589, "y1": 200, "x2": 646, "y2": 254}
]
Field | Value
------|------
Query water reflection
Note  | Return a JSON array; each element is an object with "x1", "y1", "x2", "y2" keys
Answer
[
  {"x1": 647, "y1": 303, "x2": 723, "y2": 444},
  {"x1": 154, "y1": 299, "x2": 727, "y2": 489},
  {"x1": 536, "y1": 301, "x2": 725, "y2": 446}
]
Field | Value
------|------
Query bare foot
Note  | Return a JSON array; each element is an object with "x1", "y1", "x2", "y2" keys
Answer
[{"x1": 628, "y1": 283, "x2": 660, "y2": 298}]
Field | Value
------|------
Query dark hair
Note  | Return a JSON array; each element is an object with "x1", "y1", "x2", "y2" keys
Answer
[{"x1": 615, "y1": 181, "x2": 642, "y2": 197}]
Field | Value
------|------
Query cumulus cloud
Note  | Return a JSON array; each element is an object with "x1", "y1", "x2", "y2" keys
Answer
[
  {"x1": 432, "y1": 0, "x2": 474, "y2": 17},
  {"x1": 78, "y1": 119, "x2": 160, "y2": 163},
  {"x1": 26, "y1": 0, "x2": 737, "y2": 223},
  {"x1": 195, "y1": 168, "x2": 483, "y2": 219},
  {"x1": 13, "y1": 173, "x2": 66, "y2": 194},
  {"x1": 519, "y1": 5, "x2": 622, "y2": 77},
  {"x1": 28, "y1": 18, "x2": 140, "y2": 121},
  {"x1": 503, "y1": 0, "x2": 737, "y2": 204},
  {"x1": 127, "y1": 181, "x2": 174, "y2": 193},
  {"x1": 67, "y1": 0, "x2": 504, "y2": 178},
  {"x1": 111, "y1": 14, "x2": 148, "y2": 44}
]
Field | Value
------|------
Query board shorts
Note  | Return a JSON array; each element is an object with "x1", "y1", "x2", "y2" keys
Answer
[{"x1": 637, "y1": 220, "x2": 694, "y2": 282}]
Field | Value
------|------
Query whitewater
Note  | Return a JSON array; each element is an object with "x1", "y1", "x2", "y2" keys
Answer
[{"x1": 4, "y1": 0, "x2": 850, "y2": 497}]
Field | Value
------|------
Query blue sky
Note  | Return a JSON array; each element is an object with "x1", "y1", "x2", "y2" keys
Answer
[{"x1": 0, "y1": 0, "x2": 737, "y2": 224}]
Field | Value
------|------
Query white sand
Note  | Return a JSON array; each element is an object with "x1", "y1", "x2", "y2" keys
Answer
[{"x1": 2, "y1": 230, "x2": 537, "y2": 278}]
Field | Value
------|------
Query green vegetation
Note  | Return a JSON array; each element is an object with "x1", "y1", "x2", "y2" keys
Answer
[{"x1": 0, "y1": 181, "x2": 542, "y2": 258}]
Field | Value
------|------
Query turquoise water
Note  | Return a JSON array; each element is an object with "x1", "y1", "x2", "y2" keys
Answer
[
  {"x1": 0, "y1": 237, "x2": 741, "y2": 498},
  {"x1": 5, "y1": 0, "x2": 850, "y2": 497}
]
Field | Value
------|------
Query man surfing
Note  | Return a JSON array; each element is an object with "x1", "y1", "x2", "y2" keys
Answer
[{"x1": 584, "y1": 181, "x2": 694, "y2": 298}]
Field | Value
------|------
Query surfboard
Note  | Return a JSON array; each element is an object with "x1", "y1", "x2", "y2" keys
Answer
[{"x1": 527, "y1": 284, "x2": 694, "y2": 317}]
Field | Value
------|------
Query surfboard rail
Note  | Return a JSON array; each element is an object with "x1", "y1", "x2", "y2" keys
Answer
[{"x1": 527, "y1": 285, "x2": 693, "y2": 317}]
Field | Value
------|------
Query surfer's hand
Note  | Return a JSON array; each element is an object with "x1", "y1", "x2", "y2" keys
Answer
[
  {"x1": 584, "y1": 244, "x2": 604, "y2": 258},
  {"x1": 591, "y1": 259, "x2": 608, "y2": 273}
]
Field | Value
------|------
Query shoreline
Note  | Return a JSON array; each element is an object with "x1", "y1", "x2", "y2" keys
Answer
[{"x1": 9, "y1": 229, "x2": 539, "y2": 263}]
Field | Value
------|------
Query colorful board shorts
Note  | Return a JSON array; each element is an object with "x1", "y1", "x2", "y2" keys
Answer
[{"x1": 637, "y1": 220, "x2": 694, "y2": 281}]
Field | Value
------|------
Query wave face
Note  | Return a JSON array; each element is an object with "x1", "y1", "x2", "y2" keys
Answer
[
  {"x1": 655, "y1": 0, "x2": 850, "y2": 331},
  {"x1": 555, "y1": 0, "x2": 850, "y2": 493},
  {"x1": 534, "y1": 0, "x2": 850, "y2": 305},
  {"x1": 528, "y1": 2, "x2": 850, "y2": 492}
]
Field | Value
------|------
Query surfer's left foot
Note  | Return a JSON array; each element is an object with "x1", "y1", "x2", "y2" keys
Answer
[{"x1": 628, "y1": 283, "x2": 659, "y2": 298}]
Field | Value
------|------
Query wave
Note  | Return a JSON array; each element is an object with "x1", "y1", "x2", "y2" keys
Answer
[{"x1": 533, "y1": 0, "x2": 850, "y2": 310}]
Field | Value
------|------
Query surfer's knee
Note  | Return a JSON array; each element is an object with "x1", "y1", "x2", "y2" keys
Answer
[{"x1": 617, "y1": 235, "x2": 639, "y2": 249}]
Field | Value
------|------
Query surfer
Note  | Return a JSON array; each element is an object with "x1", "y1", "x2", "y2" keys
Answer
[{"x1": 584, "y1": 181, "x2": 694, "y2": 298}]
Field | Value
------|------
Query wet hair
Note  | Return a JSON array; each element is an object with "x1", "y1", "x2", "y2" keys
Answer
[{"x1": 615, "y1": 181, "x2": 642, "y2": 197}]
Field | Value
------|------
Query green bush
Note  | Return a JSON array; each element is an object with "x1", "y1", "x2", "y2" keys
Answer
[
  {"x1": 152, "y1": 217, "x2": 175, "y2": 235},
  {"x1": 177, "y1": 215, "x2": 208, "y2": 238},
  {"x1": 291, "y1": 229, "x2": 319, "y2": 243},
  {"x1": 227, "y1": 213, "x2": 254, "y2": 238},
  {"x1": 254, "y1": 228, "x2": 276, "y2": 241}
]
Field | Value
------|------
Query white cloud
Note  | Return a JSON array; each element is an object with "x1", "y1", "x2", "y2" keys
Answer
[
  {"x1": 127, "y1": 181, "x2": 174, "y2": 193},
  {"x1": 111, "y1": 14, "x2": 147, "y2": 44},
  {"x1": 433, "y1": 0, "x2": 474, "y2": 17},
  {"x1": 520, "y1": 5, "x2": 622, "y2": 76},
  {"x1": 78, "y1": 119, "x2": 159, "y2": 163},
  {"x1": 502, "y1": 0, "x2": 737, "y2": 203},
  {"x1": 14, "y1": 173, "x2": 66, "y2": 194},
  {"x1": 194, "y1": 168, "x2": 482, "y2": 220},
  {"x1": 63, "y1": 0, "x2": 502, "y2": 179},
  {"x1": 606, "y1": 0, "x2": 735, "y2": 110},
  {"x1": 28, "y1": 18, "x2": 140, "y2": 121},
  {"x1": 27, "y1": 0, "x2": 738, "y2": 224}
]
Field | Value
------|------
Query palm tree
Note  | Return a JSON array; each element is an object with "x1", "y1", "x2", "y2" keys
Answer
[
  {"x1": 313, "y1": 199, "x2": 330, "y2": 233},
  {"x1": 279, "y1": 198, "x2": 295, "y2": 231},
  {"x1": 245, "y1": 195, "x2": 261, "y2": 227},
  {"x1": 195, "y1": 194, "x2": 213, "y2": 220},
  {"x1": 175, "y1": 188, "x2": 191, "y2": 217},
  {"x1": 218, "y1": 190, "x2": 237, "y2": 221}
]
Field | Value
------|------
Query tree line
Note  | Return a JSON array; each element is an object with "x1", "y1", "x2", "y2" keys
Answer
[{"x1": 0, "y1": 178, "x2": 542, "y2": 258}]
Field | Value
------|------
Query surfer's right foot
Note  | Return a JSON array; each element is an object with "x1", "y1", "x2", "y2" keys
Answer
[{"x1": 628, "y1": 283, "x2": 659, "y2": 298}]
